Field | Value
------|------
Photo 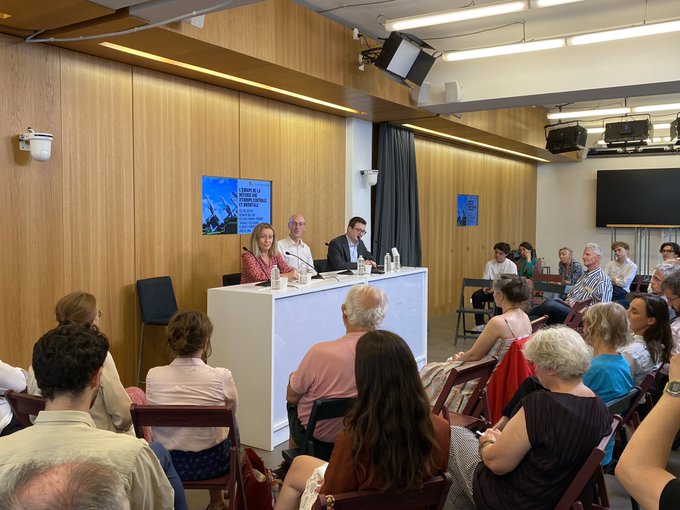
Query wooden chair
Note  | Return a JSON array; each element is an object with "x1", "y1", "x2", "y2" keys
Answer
[
  {"x1": 431, "y1": 357, "x2": 497, "y2": 431},
  {"x1": 282, "y1": 397, "x2": 355, "y2": 465},
  {"x1": 130, "y1": 404, "x2": 245, "y2": 501},
  {"x1": 606, "y1": 386, "x2": 643, "y2": 455},
  {"x1": 222, "y1": 273, "x2": 241, "y2": 286},
  {"x1": 530, "y1": 314, "x2": 549, "y2": 333},
  {"x1": 554, "y1": 415, "x2": 621, "y2": 510},
  {"x1": 563, "y1": 298, "x2": 592, "y2": 331},
  {"x1": 629, "y1": 274, "x2": 650, "y2": 293},
  {"x1": 4, "y1": 390, "x2": 46, "y2": 427},
  {"x1": 454, "y1": 278, "x2": 494, "y2": 345},
  {"x1": 313, "y1": 473, "x2": 452, "y2": 510}
]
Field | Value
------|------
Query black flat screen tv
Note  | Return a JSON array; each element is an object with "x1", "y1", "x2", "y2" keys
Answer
[{"x1": 596, "y1": 168, "x2": 680, "y2": 227}]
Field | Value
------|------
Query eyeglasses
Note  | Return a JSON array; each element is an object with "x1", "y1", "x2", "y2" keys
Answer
[
  {"x1": 353, "y1": 227, "x2": 366, "y2": 235},
  {"x1": 661, "y1": 249, "x2": 675, "y2": 253},
  {"x1": 290, "y1": 222, "x2": 305, "y2": 227}
]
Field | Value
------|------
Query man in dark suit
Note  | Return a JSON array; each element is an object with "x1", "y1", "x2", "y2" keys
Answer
[{"x1": 326, "y1": 216, "x2": 376, "y2": 271}]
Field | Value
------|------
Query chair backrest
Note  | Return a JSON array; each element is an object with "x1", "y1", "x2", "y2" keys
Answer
[
  {"x1": 4, "y1": 390, "x2": 46, "y2": 427},
  {"x1": 606, "y1": 386, "x2": 642, "y2": 424},
  {"x1": 303, "y1": 397, "x2": 355, "y2": 449},
  {"x1": 563, "y1": 299, "x2": 591, "y2": 329},
  {"x1": 630, "y1": 274, "x2": 650, "y2": 293},
  {"x1": 533, "y1": 273, "x2": 564, "y2": 284},
  {"x1": 431, "y1": 357, "x2": 498, "y2": 417},
  {"x1": 136, "y1": 276, "x2": 178, "y2": 325},
  {"x1": 533, "y1": 280, "x2": 567, "y2": 295},
  {"x1": 314, "y1": 259, "x2": 329, "y2": 273},
  {"x1": 530, "y1": 315, "x2": 549, "y2": 333},
  {"x1": 313, "y1": 473, "x2": 453, "y2": 510},
  {"x1": 554, "y1": 415, "x2": 621, "y2": 510},
  {"x1": 222, "y1": 273, "x2": 241, "y2": 286}
]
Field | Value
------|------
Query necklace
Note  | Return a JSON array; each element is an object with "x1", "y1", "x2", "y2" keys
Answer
[{"x1": 503, "y1": 306, "x2": 519, "y2": 313}]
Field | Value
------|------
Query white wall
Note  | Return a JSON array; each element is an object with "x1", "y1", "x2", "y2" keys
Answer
[
  {"x1": 345, "y1": 117, "x2": 374, "y2": 246},
  {"x1": 536, "y1": 155, "x2": 680, "y2": 274}
]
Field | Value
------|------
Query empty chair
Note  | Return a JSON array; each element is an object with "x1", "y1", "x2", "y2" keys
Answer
[
  {"x1": 563, "y1": 298, "x2": 592, "y2": 331},
  {"x1": 136, "y1": 276, "x2": 178, "y2": 387},
  {"x1": 221, "y1": 273, "x2": 241, "y2": 287},
  {"x1": 530, "y1": 314, "x2": 549, "y2": 333},
  {"x1": 453, "y1": 278, "x2": 494, "y2": 345}
]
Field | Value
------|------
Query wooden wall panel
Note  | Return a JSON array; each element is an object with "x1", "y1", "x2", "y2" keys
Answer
[
  {"x1": 416, "y1": 136, "x2": 537, "y2": 315},
  {"x1": 60, "y1": 52, "x2": 137, "y2": 383},
  {"x1": 0, "y1": 36, "x2": 64, "y2": 369}
]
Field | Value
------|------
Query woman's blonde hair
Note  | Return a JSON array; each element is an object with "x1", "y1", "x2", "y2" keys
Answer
[{"x1": 582, "y1": 302, "x2": 632, "y2": 349}]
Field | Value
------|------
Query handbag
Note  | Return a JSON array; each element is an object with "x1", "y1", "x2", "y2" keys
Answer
[{"x1": 234, "y1": 447, "x2": 275, "y2": 510}]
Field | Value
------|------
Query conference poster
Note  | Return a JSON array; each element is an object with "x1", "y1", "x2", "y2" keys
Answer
[{"x1": 202, "y1": 176, "x2": 272, "y2": 235}]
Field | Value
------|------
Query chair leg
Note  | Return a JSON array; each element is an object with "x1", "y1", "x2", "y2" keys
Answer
[{"x1": 137, "y1": 324, "x2": 145, "y2": 387}]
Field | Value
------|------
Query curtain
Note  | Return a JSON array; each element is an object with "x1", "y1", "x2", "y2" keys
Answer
[{"x1": 374, "y1": 123, "x2": 422, "y2": 266}]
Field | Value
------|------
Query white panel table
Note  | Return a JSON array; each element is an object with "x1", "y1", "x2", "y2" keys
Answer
[{"x1": 207, "y1": 267, "x2": 428, "y2": 450}]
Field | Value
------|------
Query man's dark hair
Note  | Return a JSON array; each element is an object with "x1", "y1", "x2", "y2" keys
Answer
[
  {"x1": 493, "y1": 242, "x2": 511, "y2": 254},
  {"x1": 32, "y1": 323, "x2": 109, "y2": 400},
  {"x1": 347, "y1": 216, "x2": 367, "y2": 228},
  {"x1": 661, "y1": 270, "x2": 680, "y2": 296}
]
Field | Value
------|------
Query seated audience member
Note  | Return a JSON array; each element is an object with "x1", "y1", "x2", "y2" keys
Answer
[
  {"x1": 558, "y1": 246, "x2": 583, "y2": 285},
  {"x1": 649, "y1": 262, "x2": 680, "y2": 295},
  {"x1": 0, "y1": 323, "x2": 175, "y2": 509},
  {"x1": 621, "y1": 295, "x2": 672, "y2": 385},
  {"x1": 241, "y1": 222, "x2": 298, "y2": 284},
  {"x1": 326, "y1": 216, "x2": 376, "y2": 271},
  {"x1": 27, "y1": 291, "x2": 132, "y2": 434},
  {"x1": 0, "y1": 360, "x2": 27, "y2": 437},
  {"x1": 146, "y1": 310, "x2": 237, "y2": 510},
  {"x1": 604, "y1": 241, "x2": 638, "y2": 303},
  {"x1": 660, "y1": 241, "x2": 680, "y2": 262},
  {"x1": 616, "y1": 352, "x2": 680, "y2": 510},
  {"x1": 421, "y1": 276, "x2": 532, "y2": 414},
  {"x1": 471, "y1": 243, "x2": 518, "y2": 328},
  {"x1": 286, "y1": 285, "x2": 386, "y2": 450},
  {"x1": 275, "y1": 330, "x2": 450, "y2": 510},
  {"x1": 529, "y1": 243, "x2": 613, "y2": 324},
  {"x1": 443, "y1": 327, "x2": 611, "y2": 510},
  {"x1": 516, "y1": 241, "x2": 538, "y2": 278},
  {"x1": 652, "y1": 272, "x2": 680, "y2": 400},
  {"x1": 278, "y1": 213, "x2": 316, "y2": 275},
  {"x1": 0, "y1": 461, "x2": 130, "y2": 510}
]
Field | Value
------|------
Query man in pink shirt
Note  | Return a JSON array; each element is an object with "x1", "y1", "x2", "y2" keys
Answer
[{"x1": 286, "y1": 284, "x2": 387, "y2": 449}]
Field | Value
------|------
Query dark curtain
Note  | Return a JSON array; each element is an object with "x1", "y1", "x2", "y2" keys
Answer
[{"x1": 374, "y1": 123, "x2": 422, "y2": 266}]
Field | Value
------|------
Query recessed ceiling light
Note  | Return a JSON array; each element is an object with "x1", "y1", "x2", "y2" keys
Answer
[{"x1": 548, "y1": 108, "x2": 630, "y2": 120}]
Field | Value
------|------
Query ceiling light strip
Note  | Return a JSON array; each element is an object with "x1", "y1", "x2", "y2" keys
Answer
[
  {"x1": 568, "y1": 20, "x2": 680, "y2": 45},
  {"x1": 547, "y1": 107, "x2": 630, "y2": 120},
  {"x1": 403, "y1": 124, "x2": 550, "y2": 162},
  {"x1": 633, "y1": 103, "x2": 680, "y2": 113},
  {"x1": 443, "y1": 38, "x2": 565, "y2": 62},
  {"x1": 532, "y1": 0, "x2": 584, "y2": 7},
  {"x1": 99, "y1": 42, "x2": 364, "y2": 115}
]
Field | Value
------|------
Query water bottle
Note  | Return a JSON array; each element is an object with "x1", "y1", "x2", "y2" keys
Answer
[
  {"x1": 271, "y1": 265, "x2": 280, "y2": 290},
  {"x1": 393, "y1": 253, "x2": 401, "y2": 271},
  {"x1": 357, "y1": 255, "x2": 365, "y2": 275},
  {"x1": 384, "y1": 252, "x2": 392, "y2": 272}
]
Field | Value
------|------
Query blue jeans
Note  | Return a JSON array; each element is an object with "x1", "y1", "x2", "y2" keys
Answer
[
  {"x1": 529, "y1": 298, "x2": 570, "y2": 324},
  {"x1": 150, "y1": 441, "x2": 189, "y2": 510}
]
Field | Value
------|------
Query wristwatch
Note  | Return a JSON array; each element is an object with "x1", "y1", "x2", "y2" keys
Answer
[{"x1": 664, "y1": 380, "x2": 680, "y2": 398}]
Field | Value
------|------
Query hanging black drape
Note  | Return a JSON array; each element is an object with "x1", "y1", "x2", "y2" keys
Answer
[{"x1": 374, "y1": 123, "x2": 422, "y2": 266}]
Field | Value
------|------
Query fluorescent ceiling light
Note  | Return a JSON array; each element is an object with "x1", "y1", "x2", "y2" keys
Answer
[
  {"x1": 532, "y1": 0, "x2": 583, "y2": 6},
  {"x1": 443, "y1": 38, "x2": 564, "y2": 62},
  {"x1": 568, "y1": 20, "x2": 680, "y2": 46},
  {"x1": 587, "y1": 127, "x2": 605, "y2": 134},
  {"x1": 547, "y1": 107, "x2": 630, "y2": 120},
  {"x1": 654, "y1": 123, "x2": 671, "y2": 130},
  {"x1": 402, "y1": 123, "x2": 550, "y2": 162},
  {"x1": 384, "y1": 1, "x2": 527, "y2": 32},
  {"x1": 99, "y1": 42, "x2": 365, "y2": 115},
  {"x1": 633, "y1": 103, "x2": 680, "y2": 113}
]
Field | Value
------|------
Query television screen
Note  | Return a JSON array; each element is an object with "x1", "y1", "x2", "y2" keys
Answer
[
  {"x1": 202, "y1": 176, "x2": 272, "y2": 235},
  {"x1": 596, "y1": 169, "x2": 680, "y2": 227}
]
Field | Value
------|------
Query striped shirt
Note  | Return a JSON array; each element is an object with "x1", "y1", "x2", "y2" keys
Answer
[{"x1": 566, "y1": 266, "x2": 613, "y2": 304}]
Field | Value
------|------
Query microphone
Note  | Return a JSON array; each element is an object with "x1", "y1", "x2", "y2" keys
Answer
[
  {"x1": 325, "y1": 242, "x2": 355, "y2": 276},
  {"x1": 285, "y1": 251, "x2": 323, "y2": 279},
  {"x1": 242, "y1": 247, "x2": 272, "y2": 287}
]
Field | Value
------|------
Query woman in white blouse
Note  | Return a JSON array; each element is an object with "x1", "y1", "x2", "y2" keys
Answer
[{"x1": 146, "y1": 310, "x2": 238, "y2": 510}]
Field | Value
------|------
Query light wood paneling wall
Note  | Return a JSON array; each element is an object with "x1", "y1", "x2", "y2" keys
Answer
[{"x1": 416, "y1": 136, "x2": 537, "y2": 315}]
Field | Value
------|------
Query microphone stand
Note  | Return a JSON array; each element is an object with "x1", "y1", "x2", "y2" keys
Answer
[
  {"x1": 242, "y1": 247, "x2": 272, "y2": 287},
  {"x1": 284, "y1": 251, "x2": 324, "y2": 279}
]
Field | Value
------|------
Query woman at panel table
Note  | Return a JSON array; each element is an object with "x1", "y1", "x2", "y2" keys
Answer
[
  {"x1": 241, "y1": 222, "x2": 298, "y2": 284},
  {"x1": 27, "y1": 291, "x2": 133, "y2": 434},
  {"x1": 146, "y1": 310, "x2": 238, "y2": 510}
]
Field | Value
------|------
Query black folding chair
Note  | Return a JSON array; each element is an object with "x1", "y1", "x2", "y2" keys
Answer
[{"x1": 453, "y1": 278, "x2": 494, "y2": 345}]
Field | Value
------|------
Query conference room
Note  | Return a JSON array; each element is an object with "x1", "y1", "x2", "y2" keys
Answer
[{"x1": 1, "y1": 0, "x2": 680, "y2": 508}]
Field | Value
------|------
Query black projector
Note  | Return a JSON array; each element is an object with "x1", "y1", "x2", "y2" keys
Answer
[
  {"x1": 546, "y1": 125, "x2": 588, "y2": 154},
  {"x1": 604, "y1": 119, "x2": 651, "y2": 146}
]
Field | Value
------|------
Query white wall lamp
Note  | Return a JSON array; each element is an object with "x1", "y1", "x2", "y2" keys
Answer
[
  {"x1": 18, "y1": 128, "x2": 54, "y2": 162},
  {"x1": 360, "y1": 169, "x2": 379, "y2": 187}
]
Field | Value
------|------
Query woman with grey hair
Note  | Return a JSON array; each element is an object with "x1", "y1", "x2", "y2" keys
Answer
[{"x1": 443, "y1": 327, "x2": 611, "y2": 510}]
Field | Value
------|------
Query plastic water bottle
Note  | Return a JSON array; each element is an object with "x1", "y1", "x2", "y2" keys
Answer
[
  {"x1": 357, "y1": 255, "x2": 365, "y2": 275},
  {"x1": 271, "y1": 265, "x2": 280, "y2": 290},
  {"x1": 384, "y1": 252, "x2": 392, "y2": 272},
  {"x1": 393, "y1": 253, "x2": 401, "y2": 271}
]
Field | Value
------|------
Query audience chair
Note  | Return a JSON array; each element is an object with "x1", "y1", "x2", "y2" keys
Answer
[
  {"x1": 554, "y1": 415, "x2": 621, "y2": 510},
  {"x1": 313, "y1": 473, "x2": 452, "y2": 510},
  {"x1": 136, "y1": 276, "x2": 178, "y2": 387},
  {"x1": 314, "y1": 259, "x2": 329, "y2": 273},
  {"x1": 533, "y1": 273, "x2": 564, "y2": 284},
  {"x1": 453, "y1": 278, "x2": 494, "y2": 345},
  {"x1": 530, "y1": 315, "x2": 549, "y2": 333},
  {"x1": 532, "y1": 280, "x2": 568, "y2": 305},
  {"x1": 606, "y1": 386, "x2": 643, "y2": 455},
  {"x1": 222, "y1": 273, "x2": 241, "y2": 286},
  {"x1": 629, "y1": 274, "x2": 650, "y2": 293},
  {"x1": 130, "y1": 404, "x2": 245, "y2": 500},
  {"x1": 4, "y1": 390, "x2": 46, "y2": 428},
  {"x1": 563, "y1": 298, "x2": 591, "y2": 332},
  {"x1": 431, "y1": 357, "x2": 497, "y2": 431},
  {"x1": 282, "y1": 397, "x2": 355, "y2": 465}
]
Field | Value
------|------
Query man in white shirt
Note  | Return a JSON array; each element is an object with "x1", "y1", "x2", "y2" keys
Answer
[
  {"x1": 604, "y1": 241, "x2": 638, "y2": 303},
  {"x1": 472, "y1": 242, "x2": 518, "y2": 327},
  {"x1": 278, "y1": 213, "x2": 316, "y2": 275}
]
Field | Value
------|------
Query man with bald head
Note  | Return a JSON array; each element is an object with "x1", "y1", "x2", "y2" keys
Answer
[
  {"x1": 278, "y1": 213, "x2": 317, "y2": 275},
  {"x1": 285, "y1": 285, "x2": 387, "y2": 450}
]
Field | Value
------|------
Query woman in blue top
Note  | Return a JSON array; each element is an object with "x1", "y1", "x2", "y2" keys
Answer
[{"x1": 517, "y1": 242, "x2": 538, "y2": 279}]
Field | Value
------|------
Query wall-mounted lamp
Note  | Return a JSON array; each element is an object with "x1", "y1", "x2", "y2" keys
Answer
[
  {"x1": 360, "y1": 169, "x2": 379, "y2": 187},
  {"x1": 18, "y1": 128, "x2": 54, "y2": 162}
]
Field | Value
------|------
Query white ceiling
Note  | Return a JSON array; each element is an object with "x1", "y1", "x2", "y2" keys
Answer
[{"x1": 294, "y1": 0, "x2": 680, "y2": 139}]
